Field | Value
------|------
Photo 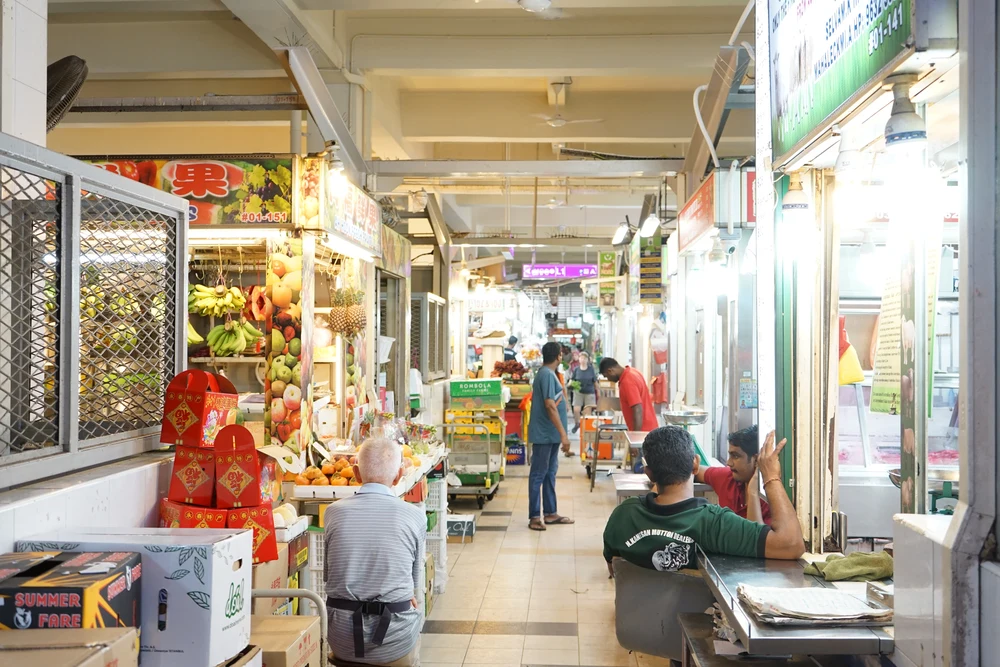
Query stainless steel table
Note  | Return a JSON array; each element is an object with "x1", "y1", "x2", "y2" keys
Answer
[
  {"x1": 697, "y1": 551, "x2": 894, "y2": 656},
  {"x1": 612, "y1": 473, "x2": 712, "y2": 504}
]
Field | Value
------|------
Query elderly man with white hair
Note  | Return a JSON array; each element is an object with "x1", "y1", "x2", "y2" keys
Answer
[{"x1": 324, "y1": 437, "x2": 426, "y2": 666}]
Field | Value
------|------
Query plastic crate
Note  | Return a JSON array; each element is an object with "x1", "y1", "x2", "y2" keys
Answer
[
  {"x1": 427, "y1": 479, "x2": 445, "y2": 509},
  {"x1": 457, "y1": 471, "x2": 500, "y2": 487},
  {"x1": 426, "y1": 536, "x2": 448, "y2": 594},
  {"x1": 307, "y1": 527, "x2": 325, "y2": 571}
]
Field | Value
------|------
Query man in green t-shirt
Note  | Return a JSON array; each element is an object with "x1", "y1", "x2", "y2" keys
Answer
[{"x1": 603, "y1": 426, "x2": 804, "y2": 573}]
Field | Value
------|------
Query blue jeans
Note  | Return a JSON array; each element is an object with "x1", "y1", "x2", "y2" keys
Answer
[{"x1": 529, "y1": 443, "x2": 560, "y2": 520}]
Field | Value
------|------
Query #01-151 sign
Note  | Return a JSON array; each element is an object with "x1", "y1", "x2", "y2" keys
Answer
[{"x1": 770, "y1": 0, "x2": 912, "y2": 162}]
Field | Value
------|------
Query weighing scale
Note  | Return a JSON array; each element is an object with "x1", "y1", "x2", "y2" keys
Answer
[{"x1": 662, "y1": 410, "x2": 711, "y2": 467}]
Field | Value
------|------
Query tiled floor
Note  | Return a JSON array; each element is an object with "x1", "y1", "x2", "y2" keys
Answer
[{"x1": 422, "y1": 460, "x2": 671, "y2": 667}]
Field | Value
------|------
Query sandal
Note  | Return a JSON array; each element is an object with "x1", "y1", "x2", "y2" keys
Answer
[
  {"x1": 529, "y1": 519, "x2": 547, "y2": 531},
  {"x1": 544, "y1": 515, "x2": 575, "y2": 525}
]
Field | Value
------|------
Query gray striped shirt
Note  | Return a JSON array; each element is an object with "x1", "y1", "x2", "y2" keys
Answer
[{"x1": 323, "y1": 484, "x2": 426, "y2": 663}]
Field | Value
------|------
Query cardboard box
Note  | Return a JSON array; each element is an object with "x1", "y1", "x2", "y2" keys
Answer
[
  {"x1": 0, "y1": 551, "x2": 141, "y2": 630},
  {"x1": 403, "y1": 477, "x2": 427, "y2": 503},
  {"x1": 285, "y1": 533, "x2": 309, "y2": 577},
  {"x1": 251, "y1": 543, "x2": 288, "y2": 615},
  {"x1": 161, "y1": 370, "x2": 239, "y2": 448},
  {"x1": 0, "y1": 627, "x2": 139, "y2": 667},
  {"x1": 215, "y1": 425, "x2": 264, "y2": 509},
  {"x1": 0, "y1": 551, "x2": 59, "y2": 582},
  {"x1": 222, "y1": 645, "x2": 262, "y2": 667},
  {"x1": 251, "y1": 615, "x2": 321, "y2": 667},
  {"x1": 19, "y1": 528, "x2": 253, "y2": 667},
  {"x1": 446, "y1": 515, "x2": 476, "y2": 543},
  {"x1": 227, "y1": 505, "x2": 279, "y2": 564},
  {"x1": 275, "y1": 516, "x2": 309, "y2": 544},
  {"x1": 160, "y1": 498, "x2": 228, "y2": 529},
  {"x1": 167, "y1": 446, "x2": 216, "y2": 507}
]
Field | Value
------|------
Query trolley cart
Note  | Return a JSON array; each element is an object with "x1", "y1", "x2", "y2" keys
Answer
[
  {"x1": 589, "y1": 422, "x2": 629, "y2": 491},
  {"x1": 251, "y1": 588, "x2": 328, "y2": 662},
  {"x1": 440, "y1": 421, "x2": 503, "y2": 509}
]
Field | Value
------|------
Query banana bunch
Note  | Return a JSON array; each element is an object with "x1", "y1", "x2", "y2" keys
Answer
[
  {"x1": 187, "y1": 321, "x2": 204, "y2": 345},
  {"x1": 205, "y1": 319, "x2": 263, "y2": 357},
  {"x1": 188, "y1": 283, "x2": 247, "y2": 317}
]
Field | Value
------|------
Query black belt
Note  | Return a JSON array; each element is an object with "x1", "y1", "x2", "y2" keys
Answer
[{"x1": 327, "y1": 597, "x2": 411, "y2": 658}]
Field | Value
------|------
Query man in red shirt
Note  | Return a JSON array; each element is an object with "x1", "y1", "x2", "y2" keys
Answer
[
  {"x1": 599, "y1": 358, "x2": 658, "y2": 432},
  {"x1": 696, "y1": 424, "x2": 772, "y2": 525}
]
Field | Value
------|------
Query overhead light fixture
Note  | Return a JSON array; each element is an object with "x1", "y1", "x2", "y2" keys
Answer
[
  {"x1": 884, "y1": 81, "x2": 927, "y2": 151},
  {"x1": 707, "y1": 237, "x2": 728, "y2": 265},
  {"x1": 459, "y1": 261, "x2": 471, "y2": 278},
  {"x1": 639, "y1": 211, "x2": 660, "y2": 238},
  {"x1": 518, "y1": 0, "x2": 552, "y2": 12},
  {"x1": 612, "y1": 217, "x2": 634, "y2": 246}
]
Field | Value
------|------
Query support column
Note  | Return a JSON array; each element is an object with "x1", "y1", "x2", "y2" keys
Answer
[{"x1": 0, "y1": 0, "x2": 47, "y2": 145}]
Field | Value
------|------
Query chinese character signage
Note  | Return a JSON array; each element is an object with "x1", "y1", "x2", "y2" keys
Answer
[
  {"x1": 769, "y1": 0, "x2": 912, "y2": 162},
  {"x1": 523, "y1": 264, "x2": 597, "y2": 280},
  {"x1": 89, "y1": 158, "x2": 293, "y2": 225},
  {"x1": 325, "y1": 165, "x2": 382, "y2": 259}
]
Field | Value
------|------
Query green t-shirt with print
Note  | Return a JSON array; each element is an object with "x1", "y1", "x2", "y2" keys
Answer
[{"x1": 603, "y1": 494, "x2": 770, "y2": 572}]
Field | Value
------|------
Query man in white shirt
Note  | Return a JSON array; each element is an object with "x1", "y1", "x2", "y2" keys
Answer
[{"x1": 324, "y1": 437, "x2": 426, "y2": 665}]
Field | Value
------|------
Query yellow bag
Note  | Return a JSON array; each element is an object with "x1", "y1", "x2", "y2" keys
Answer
[{"x1": 839, "y1": 344, "x2": 865, "y2": 385}]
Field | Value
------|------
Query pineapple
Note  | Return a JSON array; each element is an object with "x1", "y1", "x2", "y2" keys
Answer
[
  {"x1": 346, "y1": 288, "x2": 367, "y2": 335},
  {"x1": 328, "y1": 289, "x2": 347, "y2": 333}
]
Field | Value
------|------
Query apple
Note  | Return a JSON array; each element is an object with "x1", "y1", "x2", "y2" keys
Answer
[
  {"x1": 271, "y1": 397, "x2": 287, "y2": 423},
  {"x1": 283, "y1": 384, "x2": 302, "y2": 411}
]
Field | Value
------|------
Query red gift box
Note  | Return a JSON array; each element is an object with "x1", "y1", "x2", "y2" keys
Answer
[
  {"x1": 228, "y1": 504, "x2": 279, "y2": 564},
  {"x1": 161, "y1": 369, "x2": 239, "y2": 448},
  {"x1": 167, "y1": 445, "x2": 216, "y2": 506},
  {"x1": 214, "y1": 424, "x2": 263, "y2": 509},
  {"x1": 159, "y1": 497, "x2": 228, "y2": 528}
]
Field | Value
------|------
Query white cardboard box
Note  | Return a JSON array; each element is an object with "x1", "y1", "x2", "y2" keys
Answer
[{"x1": 18, "y1": 528, "x2": 253, "y2": 667}]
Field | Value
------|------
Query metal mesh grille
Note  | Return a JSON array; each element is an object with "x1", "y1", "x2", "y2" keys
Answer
[
  {"x1": 77, "y1": 194, "x2": 177, "y2": 442},
  {"x1": 410, "y1": 296, "x2": 422, "y2": 371},
  {"x1": 0, "y1": 167, "x2": 61, "y2": 457}
]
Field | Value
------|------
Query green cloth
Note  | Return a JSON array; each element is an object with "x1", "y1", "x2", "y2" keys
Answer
[
  {"x1": 603, "y1": 495, "x2": 769, "y2": 572},
  {"x1": 803, "y1": 551, "x2": 894, "y2": 582}
]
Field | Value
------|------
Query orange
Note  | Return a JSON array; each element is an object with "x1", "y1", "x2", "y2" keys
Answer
[
  {"x1": 312, "y1": 475, "x2": 330, "y2": 486},
  {"x1": 330, "y1": 477, "x2": 348, "y2": 487}
]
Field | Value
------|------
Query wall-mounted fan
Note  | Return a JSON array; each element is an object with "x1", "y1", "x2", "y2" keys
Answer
[{"x1": 47, "y1": 56, "x2": 88, "y2": 132}]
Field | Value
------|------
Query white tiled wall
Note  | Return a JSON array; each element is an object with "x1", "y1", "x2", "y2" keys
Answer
[
  {"x1": 1, "y1": 0, "x2": 47, "y2": 146},
  {"x1": 0, "y1": 453, "x2": 172, "y2": 552}
]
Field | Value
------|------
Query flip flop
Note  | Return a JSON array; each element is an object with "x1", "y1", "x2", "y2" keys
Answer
[
  {"x1": 529, "y1": 519, "x2": 547, "y2": 531},
  {"x1": 544, "y1": 515, "x2": 575, "y2": 525}
]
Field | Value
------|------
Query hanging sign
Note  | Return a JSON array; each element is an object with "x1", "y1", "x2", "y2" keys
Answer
[
  {"x1": 467, "y1": 292, "x2": 517, "y2": 313},
  {"x1": 523, "y1": 264, "x2": 598, "y2": 280},
  {"x1": 326, "y1": 174, "x2": 382, "y2": 258},
  {"x1": 599, "y1": 252, "x2": 617, "y2": 307},
  {"x1": 88, "y1": 157, "x2": 294, "y2": 225},
  {"x1": 769, "y1": 0, "x2": 913, "y2": 162},
  {"x1": 639, "y1": 230, "x2": 664, "y2": 305},
  {"x1": 678, "y1": 172, "x2": 717, "y2": 252}
]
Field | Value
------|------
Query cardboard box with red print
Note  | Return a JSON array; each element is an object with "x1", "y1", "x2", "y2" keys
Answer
[
  {"x1": 227, "y1": 505, "x2": 279, "y2": 564},
  {"x1": 167, "y1": 446, "x2": 216, "y2": 507},
  {"x1": 159, "y1": 498, "x2": 228, "y2": 530},
  {"x1": 0, "y1": 551, "x2": 141, "y2": 631},
  {"x1": 214, "y1": 425, "x2": 263, "y2": 509},
  {"x1": 161, "y1": 370, "x2": 239, "y2": 449}
]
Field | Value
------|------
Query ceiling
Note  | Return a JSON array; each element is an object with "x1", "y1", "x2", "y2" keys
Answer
[{"x1": 46, "y1": 0, "x2": 755, "y2": 273}]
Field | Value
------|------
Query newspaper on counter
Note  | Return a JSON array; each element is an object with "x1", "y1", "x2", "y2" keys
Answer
[{"x1": 737, "y1": 584, "x2": 893, "y2": 626}]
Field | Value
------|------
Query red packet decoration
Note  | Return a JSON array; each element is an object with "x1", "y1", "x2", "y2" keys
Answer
[
  {"x1": 167, "y1": 445, "x2": 216, "y2": 506},
  {"x1": 227, "y1": 504, "x2": 279, "y2": 563},
  {"x1": 159, "y1": 498, "x2": 228, "y2": 528},
  {"x1": 214, "y1": 424, "x2": 262, "y2": 509},
  {"x1": 161, "y1": 370, "x2": 239, "y2": 448}
]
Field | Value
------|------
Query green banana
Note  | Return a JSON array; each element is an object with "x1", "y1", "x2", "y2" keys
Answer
[{"x1": 242, "y1": 321, "x2": 263, "y2": 339}]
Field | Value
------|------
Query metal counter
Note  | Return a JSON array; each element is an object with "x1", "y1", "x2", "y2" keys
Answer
[{"x1": 697, "y1": 552, "x2": 894, "y2": 656}]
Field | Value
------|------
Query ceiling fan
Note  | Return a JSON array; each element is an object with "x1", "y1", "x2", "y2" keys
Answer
[
  {"x1": 496, "y1": 0, "x2": 566, "y2": 20},
  {"x1": 532, "y1": 102, "x2": 603, "y2": 128}
]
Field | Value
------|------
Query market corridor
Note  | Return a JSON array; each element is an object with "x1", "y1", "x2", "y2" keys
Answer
[{"x1": 420, "y1": 467, "x2": 668, "y2": 667}]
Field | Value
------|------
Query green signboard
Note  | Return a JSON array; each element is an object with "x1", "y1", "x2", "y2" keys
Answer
[
  {"x1": 450, "y1": 379, "x2": 502, "y2": 398},
  {"x1": 769, "y1": 0, "x2": 912, "y2": 161}
]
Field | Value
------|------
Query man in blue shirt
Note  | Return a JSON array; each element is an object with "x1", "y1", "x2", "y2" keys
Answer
[{"x1": 528, "y1": 341, "x2": 574, "y2": 531}]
